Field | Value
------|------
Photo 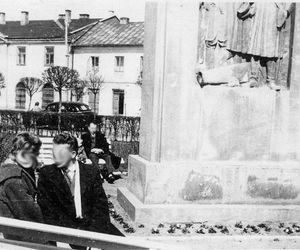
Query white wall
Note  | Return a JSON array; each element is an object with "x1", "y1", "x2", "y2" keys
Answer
[
  {"x1": 73, "y1": 46, "x2": 143, "y2": 116},
  {"x1": 0, "y1": 43, "x2": 143, "y2": 116},
  {"x1": 0, "y1": 42, "x2": 67, "y2": 110}
]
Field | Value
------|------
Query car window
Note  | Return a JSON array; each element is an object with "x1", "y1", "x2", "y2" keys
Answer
[
  {"x1": 47, "y1": 104, "x2": 56, "y2": 112},
  {"x1": 67, "y1": 105, "x2": 78, "y2": 112},
  {"x1": 78, "y1": 104, "x2": 91, "y2": 111},
  {"x1": 61, "y1": 104, "x2": 66, "y2": 112}
]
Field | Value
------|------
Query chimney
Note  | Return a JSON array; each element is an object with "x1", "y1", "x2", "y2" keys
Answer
[
  {"x1": 58, "y1": 14, "x2": 65, "y2": 20},
  {"x1": 79, "y1": 14, "x2": 89, "y2": 19},
  {"x1": 120, "y1": 17, "x2": 129, "y2": 25},
  {"x1": 65, "y1": 9, "x2": 71, "y2": 24},
  {"x1": 21, "y1": 11, "x2": 29, "y2": 25},
  {"x1": 0, "y1": 12, "x2": 5, "y2": 25}
]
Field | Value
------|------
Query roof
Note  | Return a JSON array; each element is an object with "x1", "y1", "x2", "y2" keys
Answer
[
  {"x1": 57, "y1": 18, "x2": 101, "y2": 32},
  {"x1": 69, "y1": 22, "x2": 98, "y2": 42},
  {"x1": 73, "y1": 17, "x2": 144, "y2": 47},
  {"x1": 0, "y1": 18, "x2": 101, "y2": 41},
  {"x1": 0, "y1": 20, "x2": 64, "y2": 40},
  {"x1": 0, "y1": 16, "x2": 144, "y2": 47}
]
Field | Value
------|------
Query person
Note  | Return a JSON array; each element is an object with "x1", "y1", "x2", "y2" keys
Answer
[
  {"x1": 228, "y1": 2, "x2": 294, "y2": 90},
  {"x1": 81, "y1": 122, "x2": 121, "y2": 184},
  {"x1": 37, "y1": 133, "x2": 123, "y2": 249},
  {"x1": 0, "y1": 132, "x2": 44, "y2": 243},
  {"x1": 76, "y1": 137, "x2": 87, "y2": 163},
  {"x1": 32, "y1": 102, "x2": 42, "y2": 112}
]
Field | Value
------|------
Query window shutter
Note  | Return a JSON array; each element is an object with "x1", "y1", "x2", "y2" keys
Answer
[
  {"x1": 42, "y1": 85, "x2": 54, "y2": 109},
  {"x1": 15, "y1": 83, "x2": 26, "y2": 109},
  {"x1": 112, "y1": 92, "x2": 120, "y2": 115}
]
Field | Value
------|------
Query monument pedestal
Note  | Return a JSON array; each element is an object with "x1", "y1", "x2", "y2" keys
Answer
[
  {"x1": 118, "y1": 156, "x2": 300, "y2": 223},
  {"x1": 117, "y1": 2, "x2": 300, "y2": 223},
  {"x1": 118, "y1": 188, "x2": 300, "y2": 224}
]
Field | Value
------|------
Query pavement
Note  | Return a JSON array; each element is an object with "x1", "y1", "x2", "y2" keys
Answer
[{"x1": 103, "y1": 174, "x2": 300, "y2": 249}]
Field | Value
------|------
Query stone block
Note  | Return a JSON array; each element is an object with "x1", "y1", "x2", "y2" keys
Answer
[
  {"x1": 126, "y1": 155, "x2": 300, "y2": 205},
  {"x1": 117, "y1": 187, "x2": 300, "y2": 224}
]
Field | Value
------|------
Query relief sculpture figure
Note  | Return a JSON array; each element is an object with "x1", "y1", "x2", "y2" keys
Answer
[{"x1": 196, "y1": 2, "x2": 294, "y2": 90}]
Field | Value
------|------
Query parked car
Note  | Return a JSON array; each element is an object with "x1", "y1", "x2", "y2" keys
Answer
[{"x1": 36, "y1": 102, "x2": 94, "y2": 130}]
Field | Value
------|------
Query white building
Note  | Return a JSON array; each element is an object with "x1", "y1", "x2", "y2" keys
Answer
[
  {"x1": 0, "y1": 11, "x2": 144, "y2": 116},
  {"x1": 71, "y1": 16, "x2": 143, "y2": 116}
]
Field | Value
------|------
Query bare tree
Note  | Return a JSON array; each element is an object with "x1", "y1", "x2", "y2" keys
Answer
[
  {"x1": 86, "y1": 68, "x2": 104, "y2": 119},
  {"x1": 69, "y1": 79, "x2": 87, "y2": 102},
  {"x1": 42, "y1": 66, "x2": 79, "y2": 132},
  {"x1": 0, "y1": 72, "x2": 5, "y2": 96},
  {"x1": 19, "y1": 77, "x2": 44, "y2": 110}
]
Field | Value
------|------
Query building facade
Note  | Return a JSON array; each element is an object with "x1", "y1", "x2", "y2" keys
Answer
[
  {"x1": 0, "y1": 12, "x2": 143, "y2": 116},
  {"x1": 71, "y1": 16, "x2": 143, "y2": 116}
]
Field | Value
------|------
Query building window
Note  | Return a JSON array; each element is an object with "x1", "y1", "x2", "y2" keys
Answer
[
  {"x1": 45, "y1": 47, "x2": 54, "y2": 66},
  {"x1": 115, "y1": 56, "x2": 124, "y2": 72},
  {"x1": 17, "y1": 47, "x2": 26, "y2": 66},
  {"x1": 15, "y1": 82, "x2": 26, "y2": 109},
  {"x1": 42, "y1": 83, "x2": 54, "y2": 109},
  {"x1": 112, "y1": 89, "x2": 124, "y2": 115},
  {"x1": 91, "y1": 56, "x2": 99, "y2": 69}
]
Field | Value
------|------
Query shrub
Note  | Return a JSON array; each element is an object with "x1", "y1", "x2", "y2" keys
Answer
[
  {"x1": 0, "y1": 132, "x2": 15, "y2": 164},
  {"x1": 0, "y1": 110, "x2": 140, "y2": 142}
]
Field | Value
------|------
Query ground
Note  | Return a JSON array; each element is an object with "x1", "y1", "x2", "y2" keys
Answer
[{"x1": 104, "y1": 174, "x2": 300, "y2": 249}]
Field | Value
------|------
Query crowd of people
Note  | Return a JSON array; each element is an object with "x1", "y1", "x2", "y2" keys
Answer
[{"x1": 0, "y1": 122, "x2": 123, "y2": 249}]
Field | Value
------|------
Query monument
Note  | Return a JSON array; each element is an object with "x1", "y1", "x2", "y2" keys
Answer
[{"x1": 118, "y1": 2, "x2": 300, "y2": 223}]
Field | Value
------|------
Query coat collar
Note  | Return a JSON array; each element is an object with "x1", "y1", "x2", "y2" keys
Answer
[
  {"x1": 48, "y1": 161, "x2": 90, "y2": 199},
  {"x1": 79, "y1": 161, "x2": 89, "y2": 196},
  {"x1": 0, "y1": 162, "x2": 36, "y2": 187},
  {"x1": 85, "y1": 131, "x2": 100, "y2": 138},
  {"x1": 47, "y1": 163, "x2": 73, "y2": 201}
]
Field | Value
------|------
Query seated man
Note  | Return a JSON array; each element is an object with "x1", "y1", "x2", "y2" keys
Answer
[{"x1": 81, "y1": 121, "x2": 121, "y2": 184}]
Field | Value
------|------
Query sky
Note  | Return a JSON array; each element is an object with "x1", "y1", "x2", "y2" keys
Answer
[{"x1": 0, "y1": 0, "x2": 146, "y2": 21}]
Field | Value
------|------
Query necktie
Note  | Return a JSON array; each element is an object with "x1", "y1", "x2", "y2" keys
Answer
[{"x1": 63, "y1": 168, "x2": 75, "y2": 196}]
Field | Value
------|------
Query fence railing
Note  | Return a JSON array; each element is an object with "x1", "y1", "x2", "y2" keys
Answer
[
  {"x1": 0, "y1": 217, "x2": 170, "y2": 250},
  {"x1": 0, "y1": 110, "x2": 140, "y2": 143}
]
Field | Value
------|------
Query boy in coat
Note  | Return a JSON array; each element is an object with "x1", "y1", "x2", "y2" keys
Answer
[
  {"x1": 37, "y1": 133, "x2": 122, "y2": 249},
  {"x1": 0, "y1": 132, "x2": 44, "y2": 243}
]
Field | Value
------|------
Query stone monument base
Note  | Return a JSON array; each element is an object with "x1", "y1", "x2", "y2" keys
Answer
[
  {"x1": 118, "y1": 187, "x2": 300, "y2": 223},
  {"x1": 117, "y1": 155, "x2": 300, "y2": 223}
]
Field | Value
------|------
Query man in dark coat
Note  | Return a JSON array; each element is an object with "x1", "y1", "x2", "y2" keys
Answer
[
  {"x1": 81, "y1": 122, "x2": 121, "y2": 184},
  {"x1": 0, "y1": 132, "x2": 44, "y2": 243},
  {"x1": 38, "y1": 133, "x2": 122, "y2": 249}
]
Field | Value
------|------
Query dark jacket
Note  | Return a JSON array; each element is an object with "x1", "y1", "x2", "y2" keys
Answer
[
  {"x1": 81, "y1": 131, "x2": 121, "y2": 169},
  {"x1": 37, "y1": 161, "x2": 122, "y2": 235},
  {"x1": 81, "y1": 131, "x2": 109, "y2": 156},
  {"x1": 0, "y1": 161, "x2": 44, "y2": 242}
]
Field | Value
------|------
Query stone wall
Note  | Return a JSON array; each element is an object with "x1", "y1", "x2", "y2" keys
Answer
[
  {"x1": 127, "y1": 86, "x2": 300, "y2": 205},
  {"x1": 196, "y1": 86, "x2": 290, "y2": 161},
  {"x1": 128, "y1": 157, "x2": 300, "y2": 205},
  {"x1": 118, "y1": 2, "x2": 300, "y2": 223}
]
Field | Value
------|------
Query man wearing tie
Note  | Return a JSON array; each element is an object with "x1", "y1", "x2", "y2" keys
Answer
[{"x1": 37, "y1": 133, "x2": 122, "y2": 249}]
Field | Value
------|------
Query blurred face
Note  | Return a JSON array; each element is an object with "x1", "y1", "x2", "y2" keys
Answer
[
  {"x1": 88, "y1": 123, "x2": 97, "y2": 135},
  {"x1": 15, "y1": 150, "x2": 38, "y2": 169},
  {"x1": 53, "y1": 143, "x2": 76, "y2": 168}
]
